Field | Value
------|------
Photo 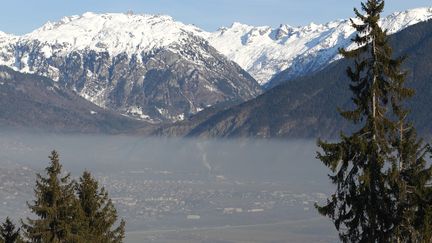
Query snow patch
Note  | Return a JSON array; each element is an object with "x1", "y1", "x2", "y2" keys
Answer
[
  {"x1": 40, "y1": 45, "x2": 53, "y2": 58},
  {"x1": 0, "y1": 71, "x2": 12, "y2": 80},
  {"x1": 126, "y1": 106, "x2": 151, "y2": 120},
  {"x1": 156, "y1": 107, "x2": 185, "y2": 121}
]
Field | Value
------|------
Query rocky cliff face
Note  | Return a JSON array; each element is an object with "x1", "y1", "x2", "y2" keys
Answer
[{"x1": 0, "y1": 13, "x2": 262, "y2": 123}]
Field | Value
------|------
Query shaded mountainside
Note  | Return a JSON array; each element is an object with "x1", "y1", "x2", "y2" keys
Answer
[
  {"x1": 151, "y1": 100, "x2": 244, "y2": 137},
  {"x1": 0, "y1": 66, "x2": 148, "y2": 133},
  {"x1": 170, "y1": 20, "x2": 432, "y2": 139},
  {"x1": 0, "y1": 13, "x2": 261, "y2": 123}
]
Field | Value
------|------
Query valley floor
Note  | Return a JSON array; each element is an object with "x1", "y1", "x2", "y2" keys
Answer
[{"x1": 126, "y1": 217, "x2": 337, "y2": 243}]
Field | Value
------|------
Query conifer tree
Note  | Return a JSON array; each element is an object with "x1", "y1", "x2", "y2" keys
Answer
[
  {"x1": 76, "y1": 171, "x2": 125, "y2": 243},
  {"x1": 316, "y1": 0, "x2": 432, "y2": 241},
  {"x1": 0, "y1": 217, "x2": 21, "y2": 243},
  {"x1": 22, "y1": 151, "x2": 84, "y2": 243},
  {"x1": 395, "y1": 137, "x2": 432, "y2": 242}
]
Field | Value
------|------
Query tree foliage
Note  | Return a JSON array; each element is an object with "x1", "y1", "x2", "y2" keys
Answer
[
  {"x1": 0, "y1": 217, "x2": 21, "y2": 243},
  {"x1": 77, "y1": 171, "x2": 125, "y2": 243},
  {"x1": 22, "y1": 151, "x2": 83, "y2": 242},
  {"x1": 316, "y1": 0, "x2": 432, "y2": 242},
  {"x1": 21, "y1": 151, "x2": 125, "y2": 242}
]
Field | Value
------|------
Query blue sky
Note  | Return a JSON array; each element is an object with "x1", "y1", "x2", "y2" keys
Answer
[{"x1": 2, "y1": 0, "x2": 431, "y2": 34}]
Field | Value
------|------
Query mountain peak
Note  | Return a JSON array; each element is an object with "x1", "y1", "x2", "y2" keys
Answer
[
  {"x1": 0, "y1": 31, "x2": 16, "y2": 39},
  {"x1": 23, "y1": 12, "x2": 201, "y2": 56},
  {"x1": 0, "y1": 12, "x2": 262, "y2": 123},
  {"x1": 206, "y1": 6, "x2": 432, "y2": 85},
  {"x1": 1, "y1": 7, "x2": 431, "y2": 87},
  {"x1": 380, "y1": 7, "x2": 432, "y2": 33},
  {"x1": 230, "y1": 22, "x2": 252, "y2": 29}
]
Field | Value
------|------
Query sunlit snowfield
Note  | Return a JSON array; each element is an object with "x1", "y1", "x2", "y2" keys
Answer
[{"x1": 0, "y1": 130, "x2": 337, "y2": 242}]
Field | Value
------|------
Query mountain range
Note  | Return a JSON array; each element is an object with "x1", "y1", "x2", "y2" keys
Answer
[
  {"x1": 175, "y1": 18, "x2": 432, "y2": 139},
  {"x1": 0, "y1": 7, "x2": 431, "y2": 137},
  {"x1": 204, "y1": 7, "x2": 432, "y2": 87},
  {"x1": 0, "y1": 13, "x2": 261, "y2": 123}
]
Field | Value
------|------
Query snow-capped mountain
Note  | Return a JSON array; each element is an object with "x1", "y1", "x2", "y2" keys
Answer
[
  {"x1": 0, "y1": 8, "x2": 430, "y2": 123},
  {"x1": 25, "y1": 13, "x2": 202, "y2": 57},
  {"x1": 204, "y1": 7, "x2": 432, "y2": 87},
  {"x1": 0, "y1": 12, "x2": 261, "y2": 122},
  {"x1": 177, "y1": 18, "x2": 432, "y2": 139}
]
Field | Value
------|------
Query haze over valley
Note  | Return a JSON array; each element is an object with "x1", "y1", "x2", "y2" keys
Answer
[
  {"x1": 0, "y1": 1, "x2": 432, "y2": 242},
  {"x1": 0, "y1": 131, "x2": 335, "y2": 242}
]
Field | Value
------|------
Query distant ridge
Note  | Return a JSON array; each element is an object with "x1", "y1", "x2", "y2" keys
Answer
[
  {"x1": 163, "y1": 19, "x2": 432, "y2": 139},
  {"x1": 203, "y1": 7, "x2": 432, "y2": 86}
]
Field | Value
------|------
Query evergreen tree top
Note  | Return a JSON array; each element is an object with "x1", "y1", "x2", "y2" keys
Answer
[
  {"x1": 77, "y1": 170, "x2": 125, "y2": 243},
  {"x1": 316, "y1": 0, "x2": 432, "y2": 242},
  {"x1": 22, "y1": 150, "x2": 82, "y2": 243},
  {"x1": 0, "y1": 217, "x2": 21, "y2": 243}
]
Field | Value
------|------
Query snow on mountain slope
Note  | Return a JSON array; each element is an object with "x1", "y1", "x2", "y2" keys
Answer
[
  {"x1": 2, "y1": 8, "x2": 431, "y2": 87},
  {"x1": 1, "y1": 12, "x2": 207, "y2": 72},
  {"x1": 0, "y1": 12, "x2": 261, "y2": 123},
  {"x1": 23, "y1": 12, "x2": 203, "y2": 57},
  {"x1": 204, "y1": 7, "x2": 432, "y2": 86},
  {"x1": 0, "y1": 7, "x2": 430, "y2": 122}
]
